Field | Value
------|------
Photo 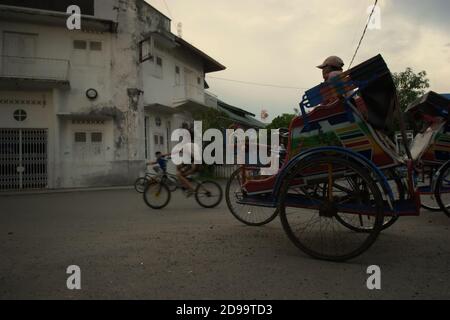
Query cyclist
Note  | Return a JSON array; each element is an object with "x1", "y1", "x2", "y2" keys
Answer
[
  {"x1": 148, "y1": 151, "x2": 170, "y2": 174},
  {"x1": 175, "y1": 142, "x2": 202, "y2": 196}
]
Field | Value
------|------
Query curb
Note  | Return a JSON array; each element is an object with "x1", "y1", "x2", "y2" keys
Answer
[{"x1": 0, "y1": 185, "x2": 134, "y2": 196}]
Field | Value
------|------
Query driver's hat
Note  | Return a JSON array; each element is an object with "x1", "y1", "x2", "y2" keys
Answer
[{"x1": 317, "y1": 56, "x2": 345, "y2": 69}]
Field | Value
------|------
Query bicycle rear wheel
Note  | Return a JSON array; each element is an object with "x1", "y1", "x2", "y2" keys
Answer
[
  {"x1": 143, "y1": 182, "x2": 171, "y2": 209},
  {"x1": 195, "y1": 180, "x2": 223, "y2": 208}
]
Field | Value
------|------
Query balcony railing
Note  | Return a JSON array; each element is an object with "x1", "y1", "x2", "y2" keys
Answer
[
  {"x1": 0, "y1": 55, "x2": 70, "y2": 82},
  {"x1": 173, "y1": 84, "x2": 205, "y2": 105}
]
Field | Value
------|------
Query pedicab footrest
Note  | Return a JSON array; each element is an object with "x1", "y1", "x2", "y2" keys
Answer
[
  {"x1": 237, "y1": 194, "x2": 420, "y2": 217},
  {"x1": 236, "y1": 195, "x2": 278, "y2": 208}
]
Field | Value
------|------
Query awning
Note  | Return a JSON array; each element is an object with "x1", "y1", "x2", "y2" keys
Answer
[
  {"x1": 146, "y1": 31, "x2": 177, "y2": 49},
  {"x1": 217, "y1": 105, "x2": 265, "y2": 129},
  {"x1": 175, "y1": 36, "x2": 226, "y2": 73},
  {"x1": 0, "y1": 77, "x2": 70, "y2": 90},
  {"x1": 174, "y1": 99, "x2": 211, "y2": 114},
  {"x1": 144, "y1": 103, "x2": 178, "y2": 114},
  {"x1": 57, "y1": 113, "x2": 112, "y2": 121}
]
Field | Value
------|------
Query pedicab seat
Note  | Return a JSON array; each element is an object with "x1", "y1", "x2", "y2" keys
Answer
[{"x1": 300, "y1": 54, "x2": 398, "y2": 132}]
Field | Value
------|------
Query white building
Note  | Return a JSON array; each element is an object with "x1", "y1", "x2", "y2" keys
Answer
[{"x1": 0, "y1": 0, "x2": 226, "y2": 190}]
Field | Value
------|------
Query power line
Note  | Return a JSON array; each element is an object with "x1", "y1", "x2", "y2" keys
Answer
[
  {"x1": 348, "y1": 0, "x2": 379, "y2": 68},
  {"x1": 161, "y1": 0, "x2": 172, "y2": 19},
  {"x1": 206, "y1": 76, "x2": 308, "y2": 90},
  {"x1": 347, "y1": 0, "x2": 372, "y2": 62}
]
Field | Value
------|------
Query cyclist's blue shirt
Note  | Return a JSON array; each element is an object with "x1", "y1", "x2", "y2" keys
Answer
[{"x1": 157, "y1": 157, "x2": 167, "y2": 172}]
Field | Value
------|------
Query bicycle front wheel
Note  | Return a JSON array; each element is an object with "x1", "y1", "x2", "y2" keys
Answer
[
  {"x1": 143, "y1": 182, "x2": 171, "y2": 209},
  {"x1": 195, "y1": 181, "x2": 223, "y2": 208}
]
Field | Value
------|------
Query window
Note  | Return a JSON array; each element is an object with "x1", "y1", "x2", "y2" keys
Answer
[
  {"x1": 139, "y1": 37, "x2": 154, "y2": 63},
  {"x1": 74, "y1": 132, "x2": 86, "y2": 143},
  {"x1": 4, "y1": 32, "x2": 37, "y2": 58},
  {"x1": 91, "y1": 132, "x2": 103, "y2": 143},
  {"x1": 175, "y1": 66, "x2": 180, "y2": 74},
  {"x1": 197, "y1": 77, "x2": 201, "y2": 85},
  {"x1": 74, "y1": 40, "x2": 87, "y2": 50},
  {"x1": 154, "y1": 135, "x2": 159, "y2": 145},
  {"x1": 13, "y1": 109, "x2": 27, "y2": 122},
  {"x1": 90, "y1": 41, "x2": 102, "y2": 51},
  {"x1": 153, "y1": 56, "x2": 163, "y2": 79},
  {"x1": 160, "y1": 135, "x2": 164, "y2": 145}
]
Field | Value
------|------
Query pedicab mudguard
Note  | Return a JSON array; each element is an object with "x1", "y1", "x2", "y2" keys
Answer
[{"x1": 271, "y1": 146, "x2": 396, "y2": 210}]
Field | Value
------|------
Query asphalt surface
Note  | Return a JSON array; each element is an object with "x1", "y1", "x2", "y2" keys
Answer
[{"x1": 0, "y1": 187, "x2": 449, "y2": 300}]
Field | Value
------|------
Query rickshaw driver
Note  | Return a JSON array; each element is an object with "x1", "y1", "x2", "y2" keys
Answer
[
  {"x1": 317, "y1": 56, "x2": 345, "y2": 81},
  {"x1": 317, "y1": 55, "x2": 370, "y2": 121}
]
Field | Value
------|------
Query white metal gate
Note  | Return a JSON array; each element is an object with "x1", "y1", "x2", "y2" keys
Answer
[{"x1": 0, "y1": 128, "x2": 48, "y2": 190}]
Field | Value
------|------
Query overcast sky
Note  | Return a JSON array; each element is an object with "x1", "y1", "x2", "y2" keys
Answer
[{"x1": 146, "y1": 0, "x2": 450, "y2": 122}]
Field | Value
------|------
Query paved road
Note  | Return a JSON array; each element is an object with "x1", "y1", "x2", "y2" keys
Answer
[{"x1": 0, "y1": 188, "x2": 449, "y2": 300}]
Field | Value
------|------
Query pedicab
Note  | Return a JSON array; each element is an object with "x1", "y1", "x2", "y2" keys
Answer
[
  {"x1": 225, "y1": 54, "x2": 449, "y2": 262},
  {"x1": 405, "y1": 91, "x2": 450, "y2": 215}
]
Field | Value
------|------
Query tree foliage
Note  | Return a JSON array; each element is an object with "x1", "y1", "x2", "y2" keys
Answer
[
  {"x1": 267, "y1": 113, "x2": 296, "y2": 130},
  {"x1": 392, "y1": 67, "x2": 430, "y2": 111},
  {"x1": 191, "y1": 108, "x2": 233, "y2": 132}
]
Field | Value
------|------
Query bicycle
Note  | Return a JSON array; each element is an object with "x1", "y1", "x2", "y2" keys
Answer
[
  {"x1": 134, "y1": 166, "x2": 178, "y2": 193},
  {"x1": 143, "y1": 173, "x2": 223, "y2": 210}
]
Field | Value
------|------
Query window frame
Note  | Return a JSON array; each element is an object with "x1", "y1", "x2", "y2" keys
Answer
[
  {"x1": 139, "y1": 37, "x2": 154, "y2": 63},
  {"x1": 89, "y1": 41, "x2": 102, "y2": 51},
  {"x1": 91, "y1": 132, "x2": 103, "y2": 143},
  {"x1": 73, "y1": 40, "x2": 87, "y2": 50},
  {"x1": 74, "y1": 132, "x2": 87, "y2": 143}
]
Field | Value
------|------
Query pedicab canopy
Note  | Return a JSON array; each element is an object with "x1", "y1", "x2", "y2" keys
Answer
[
  {"x1": 405, "y1": 91, "x2": 450, "y2": 119},
  {"x1": 300, "y1": 54, "x2": 398, "y2": 132}
]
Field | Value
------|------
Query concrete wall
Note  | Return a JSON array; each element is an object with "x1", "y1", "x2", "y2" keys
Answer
[
  {"x1": 0, "y1": 0, "x2": 215, "y2": 189},
  {"x1": 94, "y1": 0, "x2": 119, "y2": 22}
]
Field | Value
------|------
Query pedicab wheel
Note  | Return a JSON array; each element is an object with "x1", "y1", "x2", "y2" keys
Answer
[
  {"x1": 435, "y1": 163, "x2": 450, "y2": 217},
  {"x1": 334, "y1": 170, "x2": 404, "y2": 233},
  {"x1": 278, "y1": 156, "x2": 384, "y2": 262},
  {"x1": 226, "y1": 167, "x2": 279, "y2": 227},
  {"x1": 195, "y1": 180, "x2": 223, "y2": 208},
  {"x1": 419, "y1": 173, "x2": 442, "y2": 211},
  {"x1": 143, "y1": 182, "x2": 171, "y2": 209},
  {"x1": 134, "y1": 177, "x2": 149, "y2": 193}
]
